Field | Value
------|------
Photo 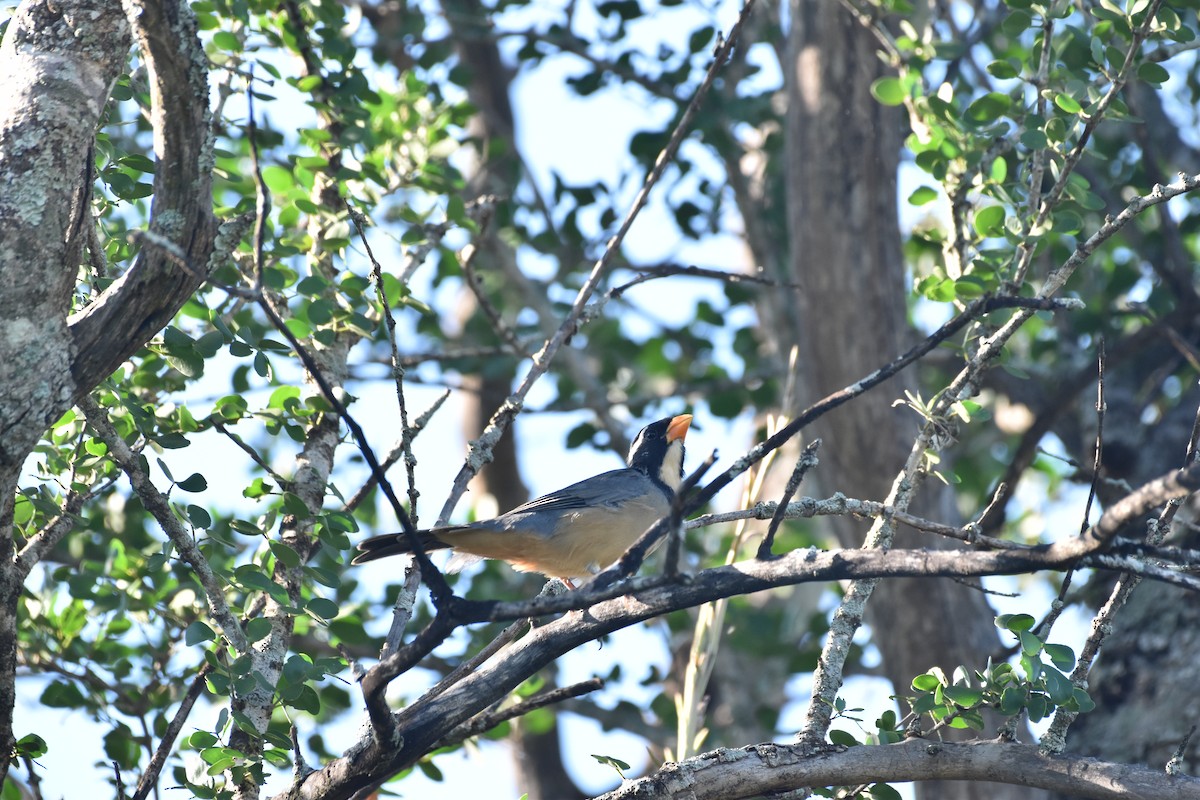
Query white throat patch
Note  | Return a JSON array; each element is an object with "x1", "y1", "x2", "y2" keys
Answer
[{"x1": 657, "y1": 440, "x2": 685, "y2": 492}]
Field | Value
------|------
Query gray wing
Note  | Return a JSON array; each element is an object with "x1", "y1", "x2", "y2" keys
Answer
[{"x1": 503, "y1": 468, "x2": 667, "y2": 516}]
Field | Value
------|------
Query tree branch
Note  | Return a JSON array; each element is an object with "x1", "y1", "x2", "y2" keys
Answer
[
  {"x1": 68, "y1": 0, "x2": 217, "y2": 399},
  {"x1": 79, "y1": 395, "x2": 248, "y2": 652},
  {"x1": 433, "y1": 0, "x2": 760, "y2": 525},
  {"x1": 593, "y1": 739, "x2": 1200, "y2": 800}
]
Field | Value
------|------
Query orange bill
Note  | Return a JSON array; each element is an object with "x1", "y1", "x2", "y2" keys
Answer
[{"x1": 667, "y1": 414, "x2": 693, "y2": 442}]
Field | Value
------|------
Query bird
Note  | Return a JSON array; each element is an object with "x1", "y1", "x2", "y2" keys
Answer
[{"x1": 351, "y1": 414, "x2": 692, "y2": 584}]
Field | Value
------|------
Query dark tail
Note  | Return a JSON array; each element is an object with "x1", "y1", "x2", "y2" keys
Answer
[{"x1": 351, "y1": 530, "x2": 451, "y2": 565}]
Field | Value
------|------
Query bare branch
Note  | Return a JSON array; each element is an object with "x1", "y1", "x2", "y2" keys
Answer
[
  {"x1": 79, "y1": 396, "x2": 248, "y2": 652},
  {"x1": 434, "y1": 0, "x2": 761, "y2": 525},
  {"x1": 435, "y1": 678, "x2": 604, "y2": 749},
  {"x1": 593, "y1": 739, "x2": 1200, "y2": 800},
  {"x1": 131, "y1": 663, "x2": 214, "y2": 800},
  {"x1": 69, "y1": 0, "x2": 217, "y2": 397},
  {"x1": 757, "y1": 439, "x2": 820, "y2": 559},
  {"x1": 278, "y1": 527, "x2": 1200, "y2": 799}
]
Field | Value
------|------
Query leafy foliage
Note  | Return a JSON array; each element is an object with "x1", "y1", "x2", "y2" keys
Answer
[{"x1": 6, "y1": 0, "x2": 1200, "y2": 796}]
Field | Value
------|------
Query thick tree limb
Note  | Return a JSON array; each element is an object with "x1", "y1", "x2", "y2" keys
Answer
[
  {"x1": 67, "y1": 0, "x2": 217, "y2": 400},
  {"x1": 274, "y1": 458, "x2": 1200, "y2": 799},
  {"x1": 593, "y1": 739, "x2": 1200, "y2": 800}
]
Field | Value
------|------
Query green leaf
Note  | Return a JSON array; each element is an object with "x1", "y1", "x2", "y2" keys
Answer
[
  {"x1": 1071, "y1": 687, "x2": 1097, "y2": 713},
  {"x1": 306, "y1": 597, "x2": 340, "y2": 620},
  {"x1": 105, "y1": 726, "x2": 141, "y2": 770},
  {"x1": 1054, "y1": 93, "x2": 1083, "y2": 114},
  {"x1": 269, "y1": 540, "x2": 302, "y2": 568},
  {"x1": 1026, "y1": 692, "x2": 1048, "y2": 722},
  {"x1": 955, "y1": 276, "x2": 988, "y2": 299},
  {"x1": 995, "y1": 613, "x2": 1036, "y2": 632},
  {"x1": 188, "y1": 731, "x2": 219, "y2": 748},
  {"x1": 1020, "y1": 129, "x2": 1049, "y2": 149},
  {"x1": 591, "y1": 753, "x2": 632, "y2": 778},
  {"x1": 282, "y1": 492, "x2": 312, "y2": 517},
  {"x1": 212, "y1": 31, "x2": 241, "y2": 51},
  {"x1": 869, "y1": 782, "x2": 903, "y2": 800},
  {"x1": 1137, "y1": 62, "x2": 1170, "y2": 85},
  {"x1": 261, "y1": 165, "x2": 295, "y2": 195},
  {"x1": 1019, "y1": 629, "x2": 1044, "y2": 657},
  {"x1": 187, "y1": 505, "x2": 212, "y2": 528},
  {"x1": 966, "y1": 92, "x2": 1012, "y2": 124},
  {"x1": 828, "y1": 729, "x2": 859, "y2": 747},
  {"x1": 244, "y1": 618, "x2": 272, "y2": 643},
  {"x1": 40, "y1": 680, "x2": 86, "y2": 708},
  {"x1": 986, "y1": 60, "x2": 1020, "y2": 80},
  {"x1": 1045, "y1": 667, "x2": 1075, "y2": 704},
  {"x1": 918, "y1": 275, "x2": 957, "y2": 302},
  {"x1": 186, "y1": 621, "x2": 216, "y2": 646},
  {"x1": 943, "y1": 686, "x2": 985, "y2": 707},
  {"x1": 1001, "y1": 9, "x2": 1032, "y2": 35},
  {"x1": 1044, "y1": 643, "x2": 1076, "y2": 671},
  {"x1": 176, "y1": 472, "x2": 208, "y2": 492},
  {"x1": 14, "y1": 733, "x2": 48, "y2": 758},
  {"x1": 870, "y1": 77, "x2": 907, "y2": 106},
  {"x1": 912, "y1": 673, "x2": 943, "y2": 691},
  {"x1": 973, "y1": 205, "x2": 1006, "y2": 237},
  {"x1": 908, "y1": 186, "x2": 939, "y2": 206},
  {"x1": 999, "y1": 686, "x2": 1025, "y2": 715}
]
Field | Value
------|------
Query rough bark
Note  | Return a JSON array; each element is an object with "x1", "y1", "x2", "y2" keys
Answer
[
  {"x1": 594, "y1": 739, "x2": 1200, "y2": 800},
  {"x1": 778, "y1": 3, "x2": 1032, "y2": 798},
  {"x1": 1054, "y1": 388, "x2": 1200, "y2": 787},
  {"x1": 0, "y1": 0, "x2": 129, "y2": 469},
  {"x1": 0, "y1": 0, "x2": 131, "y2": 779},
  {"x1": 69, "y1": 0, "x2": 217, "y2": 397}
]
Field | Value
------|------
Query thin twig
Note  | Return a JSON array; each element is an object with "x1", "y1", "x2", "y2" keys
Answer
[
  {"x1": 434, "y1": 678, "x2": 604, "y2": 749},
  {"x1": 21, "y1": 755, "x2": 43, "y2": 800},
  {"x1": 457, "y1": 206, "x2": 528, "y2": 357},
  {"x1": 343, "y1": 390, "x2": 451, "y2": 515},
  {"x1": 434, "y1": 0, "x2": 760, "y2": 526},
  {"x1": 113, "y1": 761, "x2": 126, "y2": 800},
  {"x1": 757, "y1": 439, "x2": 821, "y2": 559},
  {"x1": 213, "y1": 420, "x2": 290, "y2": 489},
  {"x1": 664, "y1": 451, "x2": 718, "y2": 579},
  {"x1": 379, "y1": 557, "x2": 422, "y2": 661},
  {"x1": 1167, "y1": 726, "x2": 1197, "y2": 776},
  {"x1": 349, "y1": 203, "x2": 424, "y2": 523},
  {"x1": 246, "y1": 72, "x2": 268, "y2": 294},
  {"x1": 131, "y1": 662, "x2": 214, "y2": 800},
  {"x1": 1040, "y1": 341, "x2": 1106, "y2": 640},
  {"x1": 423, "y1": 616, "x2": 534, "y2": 701},
  {"x1": 607, "y1": 263, "x2": 802, "y2": 301},
  {"x1": 80, "y1": 397, "x2": 248, "y2": 652}
]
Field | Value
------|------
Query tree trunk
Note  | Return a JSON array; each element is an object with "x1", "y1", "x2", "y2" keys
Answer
[
  {"x1": 777, "y1": 3, "x2": 1036, "y2": 798},
  {"x1": 0, "y1": 0, "x2": 130, "y2": 780}
]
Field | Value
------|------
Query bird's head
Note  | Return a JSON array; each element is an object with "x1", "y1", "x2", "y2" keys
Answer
[{"x1": 627, "y1": 414, "x2": 692, "y2": 492}]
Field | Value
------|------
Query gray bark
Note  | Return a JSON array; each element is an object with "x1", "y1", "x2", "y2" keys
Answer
[
  {"x1": 777, "y1": 3, "x2": 1035, "y2": 798},
  {"x1": 0, "y1": 0, "x2": 214, "y2": 783}
]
